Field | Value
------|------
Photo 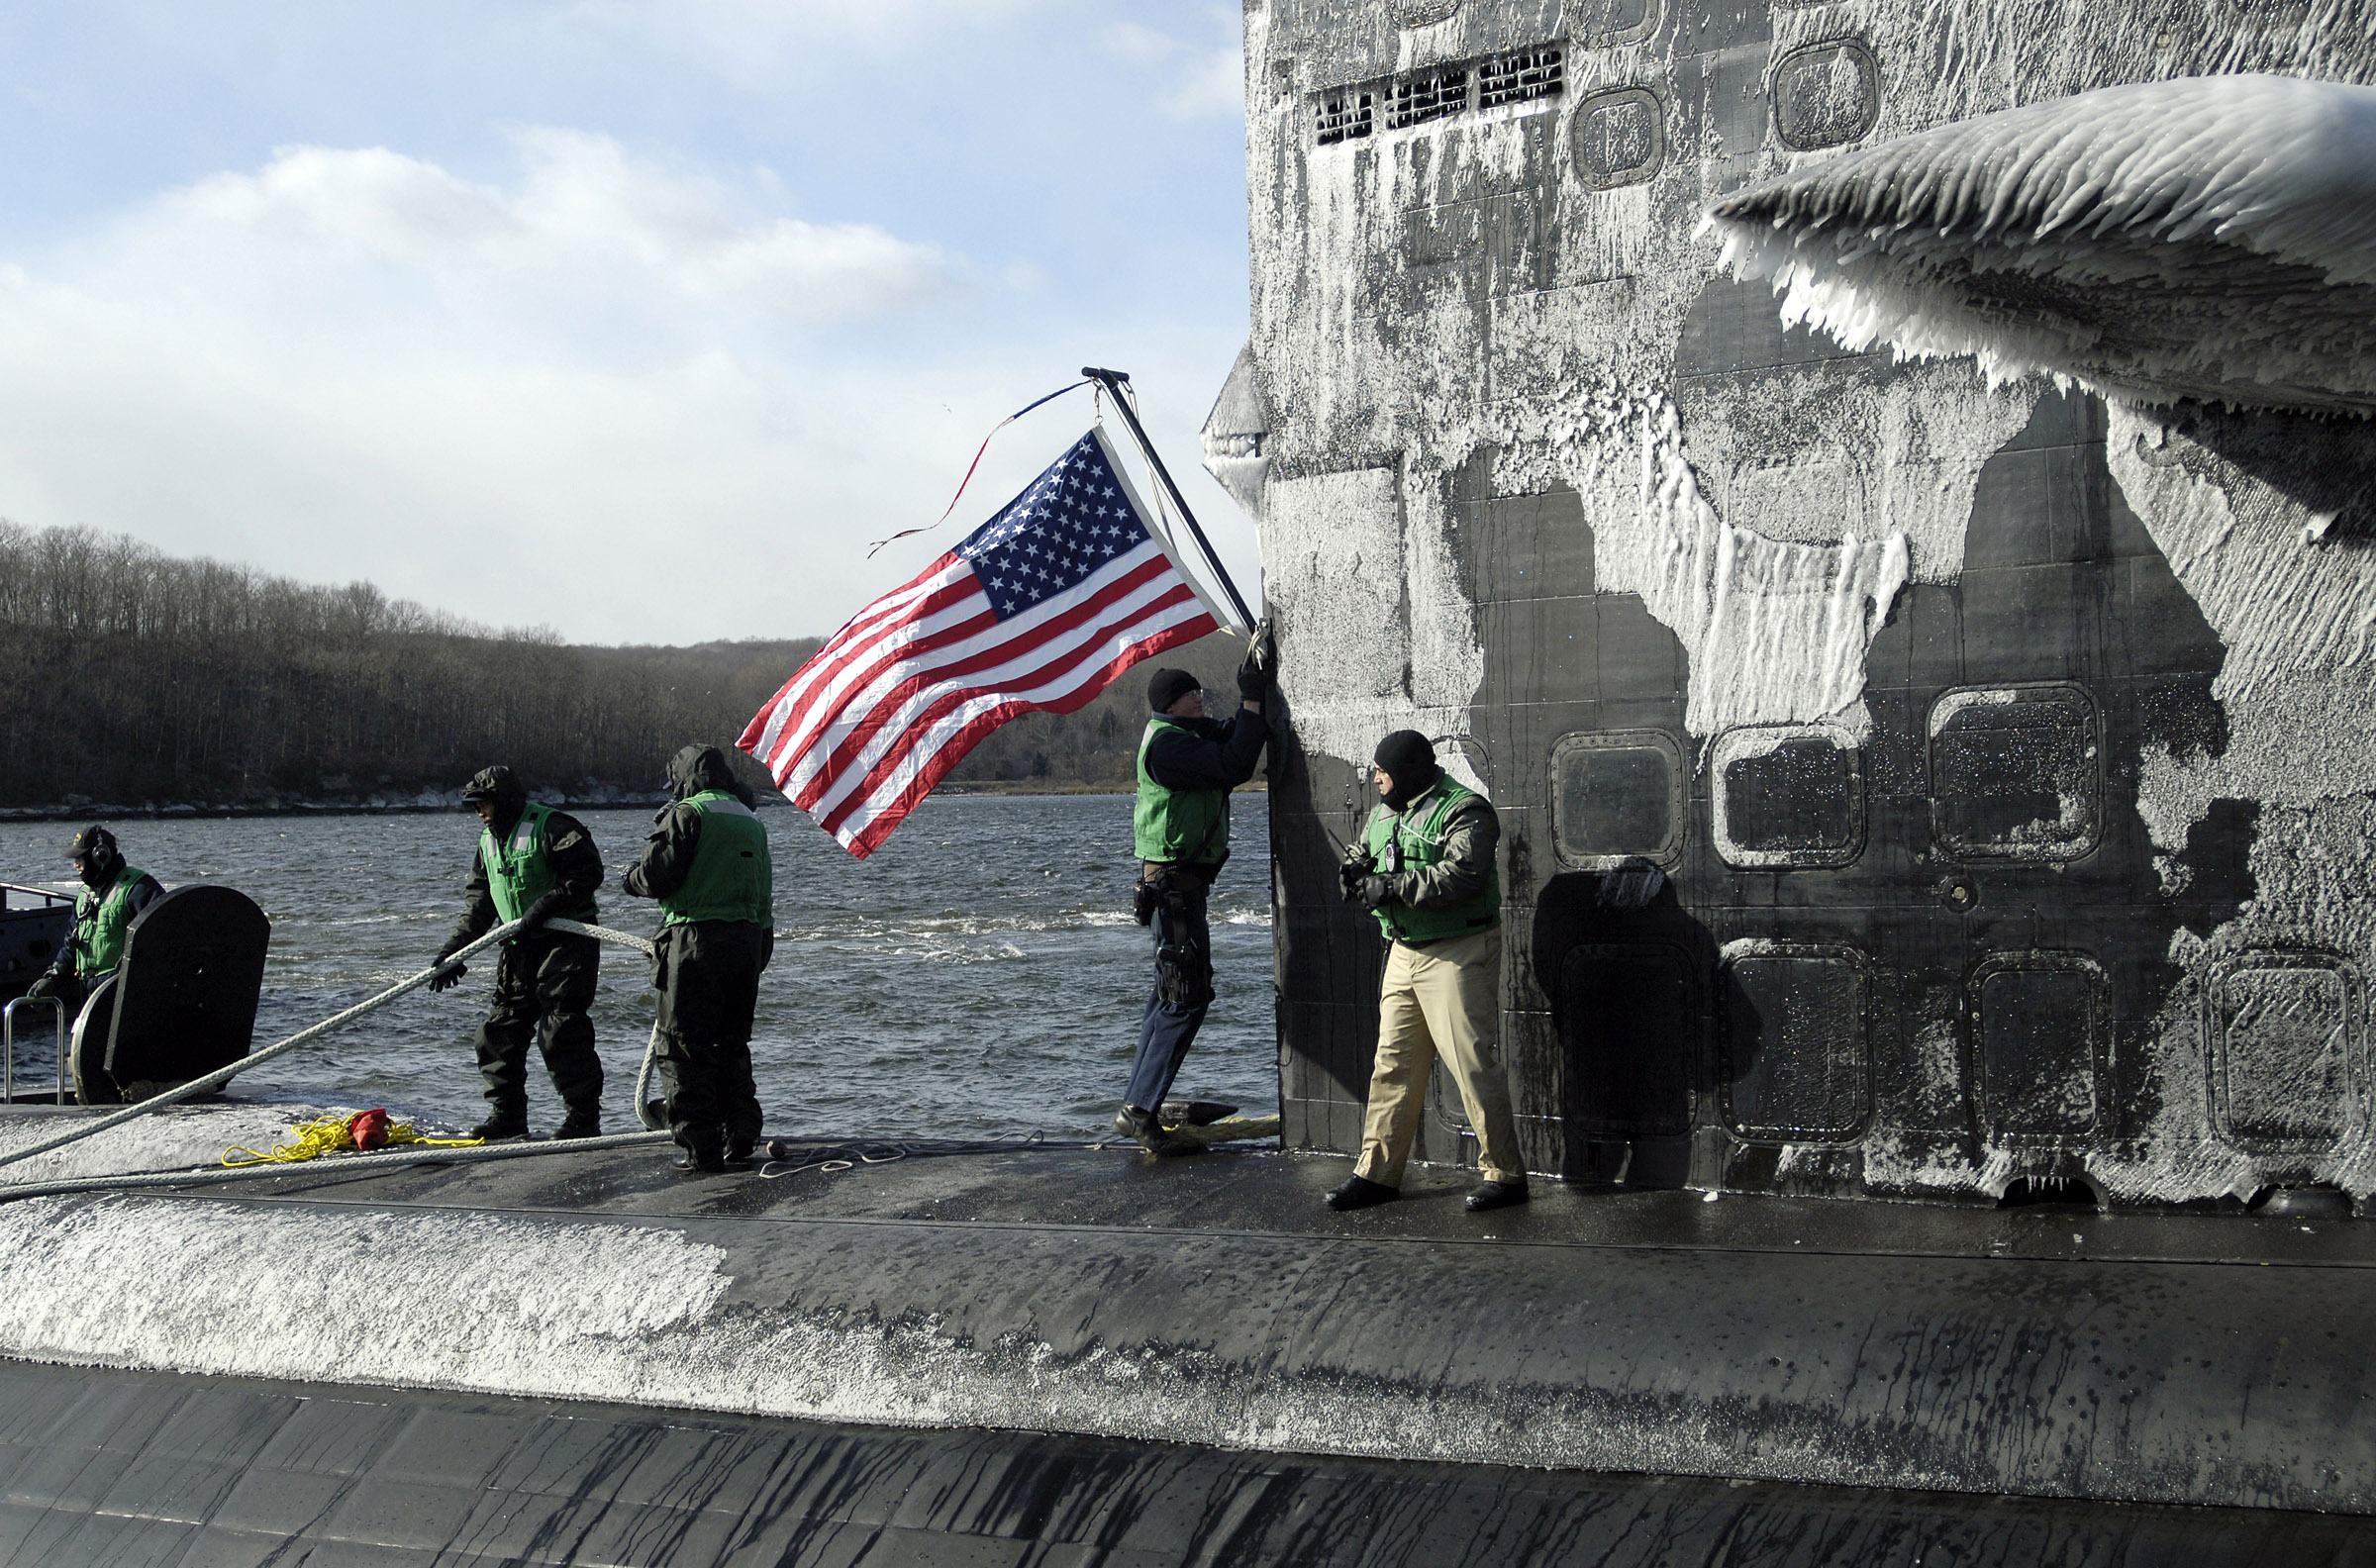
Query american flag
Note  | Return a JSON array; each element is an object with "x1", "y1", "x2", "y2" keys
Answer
[{"x1": 740, "y1": 427, "x2": 1228, "y2": 857}]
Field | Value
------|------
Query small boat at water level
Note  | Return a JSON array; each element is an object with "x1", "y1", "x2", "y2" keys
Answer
[{"x1": 0, "y1": 881, "x2": 70, "y2": 1004}]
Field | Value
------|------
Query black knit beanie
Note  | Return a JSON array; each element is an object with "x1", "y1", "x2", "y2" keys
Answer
[
  {"x1": 1373, "y1": 730, "x2": 1438, "y2": 806},
  {"x1": 1147, "y1": 667, "x2": 1201, "y2": 713}
]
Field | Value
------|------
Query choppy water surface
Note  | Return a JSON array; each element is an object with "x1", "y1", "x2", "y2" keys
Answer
[{"x1": 0, "y1": 795, "x2": 1276, "y2": 1137}]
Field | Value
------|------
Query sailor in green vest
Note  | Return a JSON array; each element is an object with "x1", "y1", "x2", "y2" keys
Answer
[
  {"x1": 27, "y1": 825, "x2": 165, "y2": 1020},
  {"x1": 1327, "y1": 731, "x2": 1528, "y2": 1214},
  {"x1": 428, "y1": 765, "x2": 607, "y2": 1141},
  {"x1": 1120, "y1": 631, "x2": 1273, "y2": 1157},
  {"x1": 622, "y1": 744, "x2": 775, "y2": 1175}
]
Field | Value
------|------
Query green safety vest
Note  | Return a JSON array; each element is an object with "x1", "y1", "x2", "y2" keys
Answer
[
  {"x1": 68, "y1": 865, "x2": 149, "y2": 981},
  {"x1": 479, "y1": 803, "x2": 597, "y2": 930},
  {"x1": 1134, "y1": 717, "x2": 1231, "y2": 865},
  {"x1": 1363, "y1": 781, "x2": 1503, "y2": 945},
  {"x1": 660, "y1": 791, "x2": 774, "y2": 929}
]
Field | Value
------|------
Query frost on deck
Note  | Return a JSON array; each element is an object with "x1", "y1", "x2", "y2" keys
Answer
[{"x1": 1222, "y1": 0, "x2": 2376, "y2": 1206}]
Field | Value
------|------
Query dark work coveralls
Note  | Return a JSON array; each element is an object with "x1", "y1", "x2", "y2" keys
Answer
[
  {"x1": 623, "y1": 745, "x2": 774, "y2": 1160},
  {"x1": 441, "y1": 804, "x2": 606, "y2": 1128},
  {"x1": 1127, "y1": 706, "x2": 1269, "y2": 1114}
]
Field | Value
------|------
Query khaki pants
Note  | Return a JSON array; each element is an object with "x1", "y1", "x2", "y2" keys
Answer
[{"x1": 1354, "y1": 926, "x2": 1526, "y2": 1187}]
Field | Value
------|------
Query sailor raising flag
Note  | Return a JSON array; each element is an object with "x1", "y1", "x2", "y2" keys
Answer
[{"x1": 740, "y1": 415, "x2": 1246, "y2": 857}]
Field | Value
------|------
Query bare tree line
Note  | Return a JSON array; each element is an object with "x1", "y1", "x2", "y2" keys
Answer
[{"x1": 0, "y1": 523, "x2": 1239, "y2": 809}]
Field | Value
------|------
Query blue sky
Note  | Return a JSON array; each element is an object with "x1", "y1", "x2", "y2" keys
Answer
[{"x1": 0, "y1": 1, "x2": 1254, "y2": 642}]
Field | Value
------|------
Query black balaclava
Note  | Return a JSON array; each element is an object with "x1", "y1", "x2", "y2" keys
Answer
[
  {"x1": 1146, "y1": 667, "x2": 1201, "y2": 714},
  {"x1": 1373, "y1": 731, "x2": 1439, "y2": 811},
  {"x1": 67, "y1": 824, "x2": 120, "y2": 890}
]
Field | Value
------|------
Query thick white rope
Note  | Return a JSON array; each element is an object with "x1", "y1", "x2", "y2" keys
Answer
[{"x1": 0, "y1": 914, "x2": 664, "y2": 1177}]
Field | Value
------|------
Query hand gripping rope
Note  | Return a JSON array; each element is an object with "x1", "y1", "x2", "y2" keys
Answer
[{"x1": 0, "y1": 915, "x2": 674, "y2": 1198}]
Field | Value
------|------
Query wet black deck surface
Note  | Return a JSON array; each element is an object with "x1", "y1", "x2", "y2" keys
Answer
[
  {"x1": 1, "y1": 1357, "x2": 2368, "y2": 1568},
  {"x1": 8, "y1": 1139, "x2": 2376, "y2": 1564},
  {"x1": 122, "y1": 1133, "x2": 2376, "y2": 1271}
]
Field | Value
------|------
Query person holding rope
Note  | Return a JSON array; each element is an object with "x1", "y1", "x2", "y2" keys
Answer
[
  {"x1": 1119, "y1": 631, "x2": 1273, "y2": 1158},
  {"x1": 621, "y1": 744, "x2": 775, "y2": 1176},
  {"x1": 428, "y1": 766, "x2": 607, "y2": 1142},
  {"x1": 27, "y1": 825, "x2": 164, "y2": 1023}
]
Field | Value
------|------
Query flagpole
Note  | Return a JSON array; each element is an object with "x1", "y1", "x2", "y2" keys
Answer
[{"x1": 1081, "y1": 366, "x2": 1257, "y2": 635}]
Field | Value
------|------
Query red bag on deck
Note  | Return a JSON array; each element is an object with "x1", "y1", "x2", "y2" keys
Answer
[{"x1": 347, "y1": 1108, "x2": 392, "y2": 1150}]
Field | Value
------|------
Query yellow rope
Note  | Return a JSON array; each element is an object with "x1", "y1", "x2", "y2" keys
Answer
[{"x1": 223, "y1": 1113, "x2": 483, "y2": 1168}]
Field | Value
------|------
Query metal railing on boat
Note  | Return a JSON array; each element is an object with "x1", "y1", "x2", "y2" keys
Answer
[{"x1": 1, "y1": 996, "x2": 65, "y2": 1106}]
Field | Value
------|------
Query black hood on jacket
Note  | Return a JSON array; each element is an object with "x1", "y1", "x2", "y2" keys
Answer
[
  {"x1": 666, "y1": 744, "x2": 757, "y2": 808},
  {"x1": 460, "y1": 765, "x2": 528, "y2": 837}
]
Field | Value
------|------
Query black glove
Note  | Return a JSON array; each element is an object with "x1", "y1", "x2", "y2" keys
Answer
[
  {"x1": 517, "y1": 890, "x2": 570, "y2": 935},
  {"x1": 427, "y1": 937, "x2": 467, "y2": 992},
  {"x1": 24, "y1": 972, "x2": 57, "y2": 1002},
  {"x1": 1236, "y1": 621, "x2": 1276, "y2": 702},
  {"x1": 1355, "y1": 875, "x2": 1397, "y2": 910},
  {"x1": 1338, "y1": 836, "x2": 1376, "y2": 903}
]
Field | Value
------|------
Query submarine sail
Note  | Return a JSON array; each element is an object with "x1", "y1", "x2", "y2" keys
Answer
[{"x1": 1231, "y1": 0, "x2": 2376, "y2": 1216}]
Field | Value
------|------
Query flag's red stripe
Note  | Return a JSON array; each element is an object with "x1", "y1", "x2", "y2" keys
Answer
[
  {"x1": 817, "y1": 601, "x2": 1207, "y2": 841},
  {"x1": 793, "y1": 556, "x2": 1178, "y2": 809},
  {"x1": 795, "y1": 560, "x2": 1181, "y2": 814},
  {"x1": 817, "y1": 591, "x2": 1209, "y2": 835},
  {"x1": 747, "y1": 568, "x2": 988, "y2": 769},
  {"x1": 839, "y1": 614, "x2": 1218, "y2": 857},
  {"x1": 768, "y1": 540, "x2": 1168, "y2": 787},
  {"x1": 833, "y1": 609, "x2": 1216, "y2": 851},
  {"x1": 762, "y1": 591, "x2": 999, "y2": 782},
  {"x1": 739, "y1": 552, "x2": 969, "y2": 757},
  {"x1": 781, "y1": 552, "x2": 1171, "y2": 803}
]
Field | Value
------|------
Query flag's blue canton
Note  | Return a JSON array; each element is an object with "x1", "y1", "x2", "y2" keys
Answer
[{"x1": 955, "y1": 435, "x2": 1152, "y2": 621}]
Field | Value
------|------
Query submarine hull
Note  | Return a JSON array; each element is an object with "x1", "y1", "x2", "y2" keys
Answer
[
  {"x1": 4, "y1": 1357, "x2": 2367, "y2": 1568},
  {"x1": 1, "y1": 1136, "x2": 2372, "y2": 1563}
]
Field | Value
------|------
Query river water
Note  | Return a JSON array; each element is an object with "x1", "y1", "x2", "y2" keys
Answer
[{"x1": 0, "y1": 795, "x2": 1277, "y2": 1138}]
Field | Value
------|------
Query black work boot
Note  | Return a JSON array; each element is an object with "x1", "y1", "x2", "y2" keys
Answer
[
  {"x1": 1465, "y1": 1179, "x2": 1531, "y2": 1212},
  {"x1": 672, "y1": 1145, "x2": 729, "y2": 1175},
  {"x1": 554, "y1": 1109, "x2": 602, "y2": 1140},
  {"x1": 1326, "y1": 1174, "x2": 1399, "y2": 1211},
  {"x1": 468, "y1": 1112, "x2": 530, "y2": 1142},
  {"x1": 1125, "y1": 1107, "x2": 1203, "y2": 1159},
  {"x1": 725, "y1": 1136, "x2": 756, "y2": 1165}
]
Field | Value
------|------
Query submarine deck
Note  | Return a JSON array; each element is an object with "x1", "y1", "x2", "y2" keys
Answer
[
  {"x1": 3, "y1": 1133, "x2": 2374, "y2": 1565},
  {"x1": 59, "y1": 1127, "x2": 2376, "y2": 1271}
]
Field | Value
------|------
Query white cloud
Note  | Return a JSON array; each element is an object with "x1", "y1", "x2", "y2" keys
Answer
[
  {"x1": 170, "y1": 131, "x2": 956, "y2": 324},
  {"x1": 552, "y1": 0, "x2": 1063, "y2": 82},
  {"x1": 0, "y1": 3, "x2": 1261, "y2": 648},
  {"x1": 0, "y1": 133, "x2": 1014, "y2": 641},
  {"x1": 1105, "y1": 21, "x2": 1186, "y2": 65},
  {"x1": 1161, "y1": 43, "x2": 1246, "y2": 121},
  {"x1": 0, "y1": 124, "x2": 1257, "y2": 645},
  {"x1": 1101, "y1": 15, "x2": 1241, "y2": 122}
]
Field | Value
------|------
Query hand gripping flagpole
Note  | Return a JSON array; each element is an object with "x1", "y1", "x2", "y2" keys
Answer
[{"x1": 1081, "y1": 366, "x2": 1256, "y2": 635}]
